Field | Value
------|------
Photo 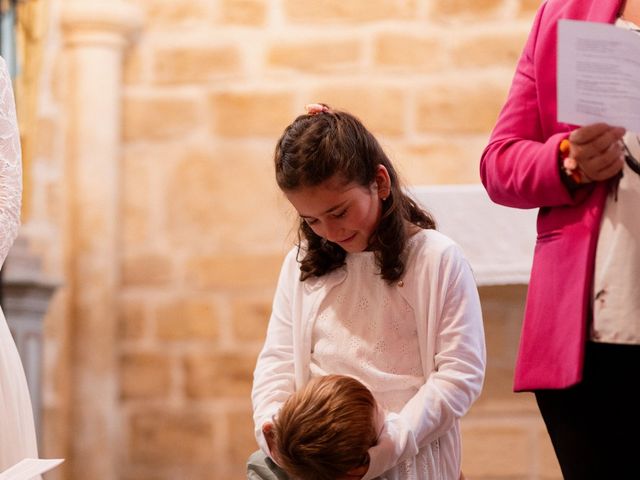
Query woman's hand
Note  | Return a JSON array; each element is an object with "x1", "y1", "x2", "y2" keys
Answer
[{"x1": 567, "y1": 123, "x2": 626, "y2": 182}]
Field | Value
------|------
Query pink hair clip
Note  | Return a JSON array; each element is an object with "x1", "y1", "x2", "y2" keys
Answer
[{"x1": 304, "y1": 103, "x2": 329, "y2": 115}]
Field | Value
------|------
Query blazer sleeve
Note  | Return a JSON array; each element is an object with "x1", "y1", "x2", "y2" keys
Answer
[{"x1": 480, "y1": 1, "x2": 584, "y2": 209}]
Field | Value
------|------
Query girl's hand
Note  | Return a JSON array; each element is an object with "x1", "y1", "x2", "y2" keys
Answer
[{"x1": 567, "y1": 123, "x2": 625, "y2": 182}]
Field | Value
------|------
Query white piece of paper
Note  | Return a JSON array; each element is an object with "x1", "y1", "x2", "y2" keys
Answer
[
  {"x1": 557, "y1": 19, "x2": 640, "y2": 132},
  {"x1": 0, "y1": 459, "x2": 64, "y2": 480}
]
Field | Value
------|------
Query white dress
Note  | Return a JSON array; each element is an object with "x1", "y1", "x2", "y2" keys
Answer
[{"x1": 0, "y1": 56, "x2": 40, "y2": 472}]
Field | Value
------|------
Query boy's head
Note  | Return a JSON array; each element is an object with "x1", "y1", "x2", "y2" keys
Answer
[{"x1": 272, "y1": 374, "x2": 378, "y2": 480}]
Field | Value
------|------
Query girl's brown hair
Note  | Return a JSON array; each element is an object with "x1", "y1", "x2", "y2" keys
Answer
[{"x1": 274, "y1": 105, "x2": 435, "y2": 283}]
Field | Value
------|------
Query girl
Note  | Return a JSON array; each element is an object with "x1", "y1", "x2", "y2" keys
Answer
[{"x1": 251, "y1": 104, "x2": 485, "y2": 479}]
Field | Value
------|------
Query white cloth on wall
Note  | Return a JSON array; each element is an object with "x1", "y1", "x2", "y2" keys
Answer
[
  {"x1": 408, "y1": 184, "x2": 537, "y2": 286},
  {"x1": 0, "y1": 56, "x2": 40, "y2": 474}
]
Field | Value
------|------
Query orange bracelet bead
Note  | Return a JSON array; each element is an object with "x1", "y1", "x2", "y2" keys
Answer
[{"x1": 559, "y1": 138, "x2": 584, "y2": 184}]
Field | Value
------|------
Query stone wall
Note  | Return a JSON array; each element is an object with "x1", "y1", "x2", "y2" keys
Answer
[{"x1": 22, "y1": 0, "x2": 562, "y2": 479}]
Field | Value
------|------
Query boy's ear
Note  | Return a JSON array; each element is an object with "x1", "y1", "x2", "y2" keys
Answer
[
  {"x1": 342, "y1": 464, "x2": 369, "y2": 479},
  {"x1": 342, "y1": 451, "x2": 370, "y2": 479},
  {"x1": 262, "y1": 422, "x2": 274, "y2": 440},
  {"x1": 262, "y1": 422, "x2": 283, "y2": 465}
]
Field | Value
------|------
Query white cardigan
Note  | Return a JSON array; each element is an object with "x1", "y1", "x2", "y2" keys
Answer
[{"x1": 252, "y1": 230, "x2": 486, "y2": 479}]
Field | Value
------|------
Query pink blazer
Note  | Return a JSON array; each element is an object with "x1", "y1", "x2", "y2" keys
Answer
[{"x1": 480, "y1": 0, "x2": 624, "y2": 391}]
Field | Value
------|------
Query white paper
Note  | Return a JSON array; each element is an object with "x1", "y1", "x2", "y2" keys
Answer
[
  {"x1": 0, "y1": 459, "x2": 64, "y2": 480},
  {"x1": 557, "y1": 19, "x2": 640, "y2": 132}
]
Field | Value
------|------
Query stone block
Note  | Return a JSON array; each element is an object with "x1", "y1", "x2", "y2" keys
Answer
[
  {"x1": 40, "y1": 401, "x2": 70, "y2": 480},
  {"x1": 430, "y1": 0, "x2": 506, "y2": 21},
  {"x1": 185, "y1": 254, "x2": 283, "y2": 290},
  {"x1": 479, "y1": 285, "x2": 526, "y2": 367},
  {"x1": 164, "y1": 143, "x2": 290, "y2": 252},
  {"x1": 472, "y1": 367, "x2": 539, "y2": 414},
  {"x1": 152, "y1": 46, "x2": 240, "y2": 84},
  {"x1": 209, "y1": 91, "x2": 296, "y2": 137},
  {"x1": 388, "y1": 138, "x2": 487, "y2": 185},
  {"x1": 220, "y1": 0, "x2": 267, "y2": 26},
  {"x1": 122, "y1": 253, "x2": 173, "y2": 287},
  {"x1": 35, "y1": 116, "x2": 57, "y2": 160},
  {"x1": 131, "y1": 0, "x2": 211, "y2": 26},
  {"x1": 155, "y1": 297, "x2": 219, "y2": 341},
  {"x1": 43, "y1": 181, "x2": 62, "y2": 227},
  {"x1": 121, "y1": 470, "x2": 166, "y2": 480},
  {"x1": 121, "y1": 148, "x2": 152, "y2": 250},
  {"x1": 227, "y1": 410, "x2": 259, "y2": 467},
  {"x1": 123, "y1": 95, "x2": 201, "y2": 142},
  {"x1": 415, "y1": 78, "x2": 509, "y2": 134},
  {"x1": 461, "y1": 423, "x2": 532, "y2": 477},
  {"x1": 118, "y1": 298, "x2": 147, "y2": 340},
  {"x1": 50, "y1": 51, "x2": 65, "y2": 105},
  {"x1": 283, "y1": 0, "x2": 416, "y2": 23},
  {"x1": 309, "y1": 86, "x2": 405, "y2": 136},
  {"x1": 450, "y1": 30, "x2": 528, "y2": 68},
  {"x1": 123, "y1": 464, "x2": 224, "y2": 480},
  {"x1": 231, "y1": 296, "x2": 272, "y2": 342},
  {"x1": 184, "y1": 351, "x2": 257, "y2": 398},
  {"x1": 373, "y1": 32, "x2": 444, "y2": 71},
  {"x1": 519, "y1": 0, "x2": 543, "y2": 16},
  {"x1": 123, "y1": 46, "x2": 144, "y2": 86},
  {"x1": 120, "y1": 352, "x2": 171, "y2": 399},
  {"x1": 267, "y1": 38, "x2": 362, "y2": 72},
  {"x1": 129, "y1": 410, "x2": 215, "y2": 464}
]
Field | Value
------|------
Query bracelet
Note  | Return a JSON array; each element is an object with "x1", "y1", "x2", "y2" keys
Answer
[{"x1": 559, "y1": 138, "x2": 586, "y2": 185}]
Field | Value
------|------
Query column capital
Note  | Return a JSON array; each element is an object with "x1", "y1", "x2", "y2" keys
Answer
[{"x1": 61, "y1": 1, "x2": 143, "y2": 48}]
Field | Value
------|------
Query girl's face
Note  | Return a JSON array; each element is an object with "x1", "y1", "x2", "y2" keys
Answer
[{"x1": 285, "y1": 165, "x2": 391, "y2": 253}]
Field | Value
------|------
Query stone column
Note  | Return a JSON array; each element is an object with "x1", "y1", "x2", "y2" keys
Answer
[{"x1": 60, "y1": 2, "x2": 142, "y2": 479}]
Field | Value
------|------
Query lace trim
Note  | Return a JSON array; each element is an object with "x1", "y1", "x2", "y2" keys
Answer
[{"x1": 0, "y1": 56, "x2": 22, "y2": 266}]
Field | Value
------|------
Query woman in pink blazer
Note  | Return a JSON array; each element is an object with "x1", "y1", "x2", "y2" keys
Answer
[{"x1": 481, "y1": 0, "x2": 640, "y2": 477}]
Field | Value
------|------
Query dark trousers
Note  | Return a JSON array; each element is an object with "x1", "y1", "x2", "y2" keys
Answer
[{"x1": 535, "y1": 342, "x2": 640, "y2": 480}]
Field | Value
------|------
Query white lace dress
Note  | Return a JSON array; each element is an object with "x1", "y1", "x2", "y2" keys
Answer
[{"x1": 0, "y1": 56, "x2": 40, "y2": 472}]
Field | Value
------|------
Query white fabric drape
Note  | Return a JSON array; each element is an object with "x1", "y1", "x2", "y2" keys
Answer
[
  {"x1": 408, "y1": 184, "x2": 537, "y2": 286},
  {"x1": 0, "y1": 55, "x2": 40, "y2": 475}
]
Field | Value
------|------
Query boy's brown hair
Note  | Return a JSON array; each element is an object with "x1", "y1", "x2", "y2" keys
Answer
[{"x1": 272, "y1": 374, "x2": 378, "y2": 480}]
